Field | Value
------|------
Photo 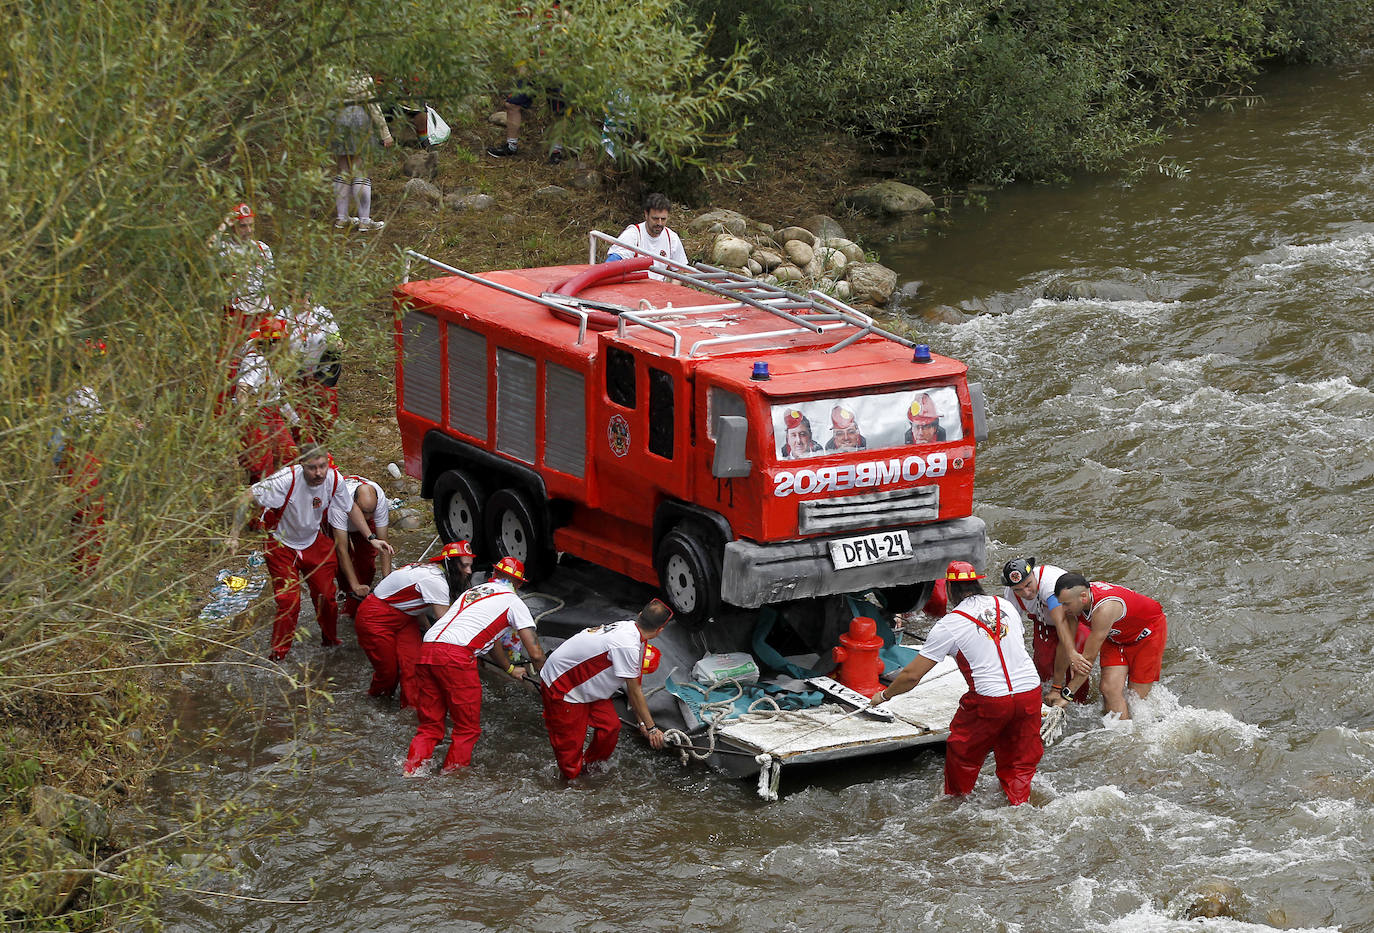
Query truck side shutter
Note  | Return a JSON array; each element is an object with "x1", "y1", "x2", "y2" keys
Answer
[
  {"x1": 495, "y1": 348, "x2": 537, "y2": 464},
  {"x1": 447, "y1": 325, "x2": 488, "y2": 440},
  {"x1": 545, "y1": 362, "x2": 585, "y2": 477},
  {"x1": 401, "y1": 311, "x2": 442, "y2": 423}
]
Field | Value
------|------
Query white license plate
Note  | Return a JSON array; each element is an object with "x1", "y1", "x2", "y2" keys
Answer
[{"x1": 828, "y1": 531, "x2": 913, "y2": 570}]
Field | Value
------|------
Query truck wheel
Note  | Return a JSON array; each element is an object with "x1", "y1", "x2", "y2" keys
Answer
[
  {"x1": 654, "y1": 526, "x2": 721, "y2": 629},
  {"x1": 484, "y1": 487, "x2": 551, "y2": 582},
  {"x1": 433, "y1": 469, "x2": 485, "y2": 553},
  {"x1": 879, "y1": 581, "x2": 933, "y2": 615}
]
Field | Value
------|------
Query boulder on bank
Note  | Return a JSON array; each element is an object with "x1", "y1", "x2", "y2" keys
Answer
[
  {"x1": 775, "y1": 226, "x2": 816, "y2": 247},
  {"x1": 445, "y1": 192, "x2": 494, "y2": 212},
  {"x1": 842, "y1": 181, "x2": 935, "y2": 217},
  {"x1": 845, "y1": 262, "x2": 899, "y2": 305},
  {"x1": 31, "y1": 784, "x2": 111, "y2": 846},
  {"x1": 401, "y1": 151, "x2": 438, "y2": 181},
  {"x1": 402, "y1": 177, "x2": 442, "y2": 210},
  {"x1": 784, "y1": 239, "x2": 815, "y2": 268},
  {"x1": 800, "y1": 214, "x2": 847, "y2": 240},
  {"x1": 818, "y1": 236, "x2": 865, "y2": 264},
  {"x1": 711, "y1": 233, "x2": 753, "y2": 268},
  {"x1": 689, "y1": 209, "x2": 750, "y2": 237}
]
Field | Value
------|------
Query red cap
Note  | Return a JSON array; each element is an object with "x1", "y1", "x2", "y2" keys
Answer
[
  {"x1": 830, "y1": 406, "x2": 857, "y2": 430},
  {"x1": 783, "y1": 409, "x2": 806, "y2": 429},
  {"x1": 908, "y1": 393, "x2": 938, "y2": 425},
  {"x1": 946, "y1": 560, "x2": 984, "y2": 582},
  {"x1": 232, "y1": 202, "x2": 255, "y2": 220},
  {"x1": 431, "y1": 540, "x2": 474, "y2": 562},
  {"x1": 493, "y1": 556, "x2": 526, "y2": 582}
]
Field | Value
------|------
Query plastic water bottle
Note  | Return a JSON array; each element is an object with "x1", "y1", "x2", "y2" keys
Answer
[{"x1": 387, "y1": 462, "x2": 402, "y2": 479}]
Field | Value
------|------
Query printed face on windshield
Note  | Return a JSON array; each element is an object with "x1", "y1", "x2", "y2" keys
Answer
[{"x1": 772, "y1": 386, "x2": 961, "y2": 461}]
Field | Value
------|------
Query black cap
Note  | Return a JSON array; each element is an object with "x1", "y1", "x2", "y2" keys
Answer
[{"x1": 1002, "y1": 557, "x2": 1036, "y2": 586}]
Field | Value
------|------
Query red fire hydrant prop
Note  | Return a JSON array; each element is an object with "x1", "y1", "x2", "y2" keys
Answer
[{"x1": 832, "y1": 616, "x2": 885, "y2": 698}]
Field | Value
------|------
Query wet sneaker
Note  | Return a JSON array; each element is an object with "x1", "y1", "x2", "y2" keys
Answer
[
  {"x1": 333, "y1": 217, "x2": 351, "y2": 229},
  {"x1": 356, "y1": 218, "x2": 386, "y2": 232},
  {"x1": 547, "y1": 148, "x2": 565, "y2": 165},
  {"x1": 486, "y1": 142, "x2": 518, "y2": 158}
]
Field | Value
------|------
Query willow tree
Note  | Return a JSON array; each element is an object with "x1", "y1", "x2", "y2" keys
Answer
[{"x1": 0, "y1": 0, "x2": 755, "y2": 925}]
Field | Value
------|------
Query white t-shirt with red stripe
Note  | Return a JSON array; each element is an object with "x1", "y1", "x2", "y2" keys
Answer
[
  {"x1": 373, "y1": 563, "x2": 450, "y2": 616},
  {"x1": 328, "y1": 475, "x2": 390, "y2": 532},
  {"x1": 251, "y1": 465, "x2": 350, "y2": 551},
  {"x1": 423, "y1": 579, "x2": 534, "y2": 656},
  {"x1": 539, "y1": 619, "x2": 643, "y2": 703},
  {"x1": 919, "y1": 594, "x2": 1040, "y2": 697},
  {"x1": 1002, "y1": 562, "x2": 1068, "y2": 632}
]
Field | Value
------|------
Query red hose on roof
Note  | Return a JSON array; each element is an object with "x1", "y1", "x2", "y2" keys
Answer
[{"x1": 548, "y1": 256, "x2": 655, "y2": 330}]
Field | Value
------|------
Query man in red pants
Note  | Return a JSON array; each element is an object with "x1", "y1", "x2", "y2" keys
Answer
[
  {"x1": 873, "y1": 560, "x2": 1044, "y2": 805},
  {"x1": 404, "y1": 557, "x2": 546, "y2": 775},
  {"x1": 538, "y1": 599, "x2": 672, "y2": 780},
  {"x1": 1056, "y1": 573, "x2": 1168, "y2": 721},
  {"x1": 250, "y1": 449, "x2": 392, "y2": 660},
  {"x1": 1001, "y1": 556, "x2": 1091, "y2": 707},
  {"x1": 328, "y1": 473, "x2": 392, "y2": 617},
  {"x1": 355, "y1": 540, "x2": 471, "y2": 705}
]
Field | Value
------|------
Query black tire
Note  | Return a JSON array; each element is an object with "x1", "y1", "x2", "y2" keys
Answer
[
  {"x1": 484, "y1": 487, "x2": 552, "y2": 582},
  {"x1": 433, "y1": 468, "x2": 485, "y2": 554},
  {"x1": 878, "y1": 580, "x2": 934, "y2": 615},
  {"x1": 654, "y1": 525, "x2": 721, "y2": 629}
]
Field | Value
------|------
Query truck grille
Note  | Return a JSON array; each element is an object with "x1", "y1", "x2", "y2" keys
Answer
[{"x1": 797, "y1": 485, "x2": 940, "y2": 535}]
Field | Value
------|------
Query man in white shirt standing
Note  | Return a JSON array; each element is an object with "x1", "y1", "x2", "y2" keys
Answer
[
  {"x1": 250, "y1": 449, "x2": 393, "y2": 660},
  {"x1": 538, "y1": 598, "x2": 672, "y2": 779},
  {"x1": 873, "y1": 560, "x2": 1044, "y2": 805},
  {"x1": 607, "y1": 192, "x2": 687, "y2": 281}
]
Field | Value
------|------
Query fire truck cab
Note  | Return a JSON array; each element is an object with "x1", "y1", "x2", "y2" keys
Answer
[{"x1": 394, "y1": 242, "x2": 986, "y2": 626}]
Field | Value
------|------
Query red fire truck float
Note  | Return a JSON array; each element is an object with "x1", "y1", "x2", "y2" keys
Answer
[{"x1": 393, "y1": 233, "x2": 990, "y2": 795}]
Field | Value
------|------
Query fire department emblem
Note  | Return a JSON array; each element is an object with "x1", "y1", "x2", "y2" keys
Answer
[
  {"x1": 608, "y1": 413, "x2": 630, "y2": 458},
  {"x1": 311, "y1": 496, "x2": 322, "y2": 508}
]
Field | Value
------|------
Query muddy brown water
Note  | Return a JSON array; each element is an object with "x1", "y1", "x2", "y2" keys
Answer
[{"x1": 162, "y1": 64, "x2": 1374, "y2": 932}]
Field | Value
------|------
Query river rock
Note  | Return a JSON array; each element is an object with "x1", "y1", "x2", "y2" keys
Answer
[
  {"x1": 392, "y1": 509, "x2": 424, "y2": 531},
  {"x1": 402, "y1": 177, "x2": 442, "y2": 210},
  {"x1": 711, "y1": 233, "x2": 752, "y2": 268},
  {"x1": 804, "y1": 255, "x2": 824, "y2": 279},
  {"x1": 814, "y1": 244, "x2": 849, "y2": 274},
  {"x1": 31, "y1": 785, "x2": 111, "y2": 845},
  {"x1": 775, "y1": 226, "x2": 816, "y2": 247},
  {"x1": 534, "y1": 185, "x2": 570, "y2": 201},
  {"x1": 9, "y1": 825, "x2": 91, "y2": 916},
  {"x1": 843, "y1": 181, "x2": 935, "y2": 217},
  {"x1": 753, "y1": 249, "x2": 783, "y2": 271},
  {"x1": 1185, "y1": 880, "x2": 1247, "y2": 920},
  {"x1": 845, "y1": 262, "x2": 899, "y2": 305},
  {"x1": 569, "y1": 167, "x2": 600, "y2": 190},
  {"x1": 1042, "y1": 279, "x2": 1150, "y2": 302},
  {"x1": 817, "y1": 236, "x2": 865, "y2": 264},
  {"x1": 784, "y1": 240, "x2": 815, "y2": 268},
  {"x1": 800, "y1": 214, "x2": 846, "y2": 240},
  {"x1": 689, "y1": 209, "x2": 749, "y2": 237},
  {"x1": 773, "y1": 263, "x2": 804, "y2": 284},
  {"x1": 446, "y1": 192, "x2": 495, "y2": 212},
  {"x1": 746, "y1": 258, "x2": 763, "y2": 276},
  {"x1": 401, "y1": 151, "x2": 438, "y2": 181},
  {"x1": 832, "y1": 280, "x2": 852, "y2": 300},
  {"x1": 488, "y1": 110, "x2": 507, "y2": 127}
]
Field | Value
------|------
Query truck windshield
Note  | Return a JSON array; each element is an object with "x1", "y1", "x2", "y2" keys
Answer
[{"x1": 771, "y1": 385, "x2": 963, "y2": 461}]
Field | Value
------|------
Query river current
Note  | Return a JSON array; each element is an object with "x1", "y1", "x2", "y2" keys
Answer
[{"x1": 162, "y1": 64, "x2": 1374, "y2": 931}]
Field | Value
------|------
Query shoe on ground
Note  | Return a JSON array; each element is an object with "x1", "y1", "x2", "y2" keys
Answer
[
  {"x1": 333, "y1": 217, "x2": 350, "y2": 229},
  {"x1": 486, "y1": 143, "x2": 518, "y2": 158},
  {"x1": 356, "y1": 218, "x2": 386, "y2": 232},
  {"x1": 547, "y1": 148, "x2": 565, "y2": 165}
]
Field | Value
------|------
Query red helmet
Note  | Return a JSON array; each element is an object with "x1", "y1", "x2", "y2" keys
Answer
[
  {"x1": 946, "y1": 560, "x2": 984, "y2": 582},
  {"x1": 492, "y1": 556, "x2": 526, "y2": 582},
  {"x1": 432, "y1": 540, "x2": 475, "y2": 562},
  {"x1": 830, "y1": 405, "x2": 858, "y2": 430},
  {"x1": 641, "y1": 643, "x2": 662, "y2": 675},
  {"x1": 783, "y1": 409, "x2": 807, "y2": 430},
  {"x1": 249, "y1": 317, "x2": 288, "y2": 341},
  {"x1": 232, "y1": 201, "x2": 255, "y2": 220},
  {"x1": 908, "y1": 393, "x2": 938, "y2": 425}
]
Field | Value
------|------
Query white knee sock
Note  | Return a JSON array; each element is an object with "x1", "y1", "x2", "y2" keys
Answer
[
  {"x1": 352, "y1": 177, "x2": 371, "y2": 221},
  {"x1": 333, "y1": 175, "x2": 351, "y2": 221}
]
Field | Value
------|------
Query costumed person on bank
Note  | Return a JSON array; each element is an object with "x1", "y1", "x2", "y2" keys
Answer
[
  {"x1": 355, "y1": 540, "x2": 473, "y2": 706},
  {"x1": 538, "y1": 598, "x2": 672, "y2": 779},
  {"x1": 403, "y1": 556, "x2": 546, "y2": 775},
  {"x1": 872, "y1": 560, "x2": 1044, "y2": 805}
]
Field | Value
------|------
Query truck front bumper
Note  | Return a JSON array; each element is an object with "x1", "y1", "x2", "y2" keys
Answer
[{"x1": 719, "y1": 517, "x2": 986, "y2": 608}]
